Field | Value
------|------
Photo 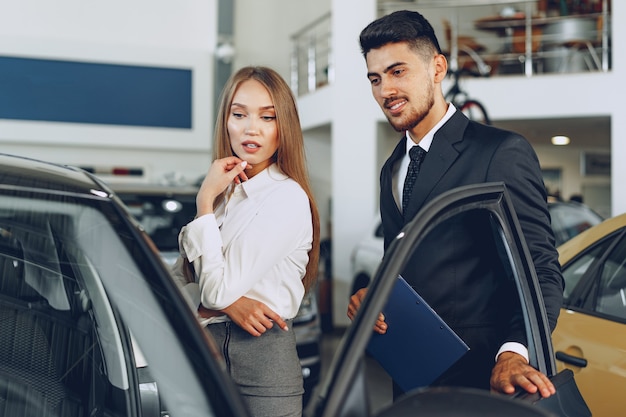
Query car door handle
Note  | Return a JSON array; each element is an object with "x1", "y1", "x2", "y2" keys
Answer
[{"x1": 555, "y1": 351, "x2": 588, "y2": 368}]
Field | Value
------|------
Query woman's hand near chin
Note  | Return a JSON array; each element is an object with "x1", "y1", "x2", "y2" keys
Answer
[{"x1": 196, "y1": 157, "x2": 250, "y2": 216}]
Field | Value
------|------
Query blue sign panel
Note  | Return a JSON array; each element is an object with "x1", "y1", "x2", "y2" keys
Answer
[{"x1": 0, "y1": 56, "x2": 192, "y2": 129}]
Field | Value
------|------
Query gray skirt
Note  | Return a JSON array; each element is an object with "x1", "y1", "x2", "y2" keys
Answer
[{"x1": 206, "y1": 320, "x2": 304, "y2": 417}]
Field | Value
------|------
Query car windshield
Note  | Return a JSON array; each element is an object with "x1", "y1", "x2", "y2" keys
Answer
[
  {"x1": 0, "y1": 192, "x2": 216, "y2": 416},
  {"x1": 549, "y1": 202, "x2": 603, "y2": 246}
]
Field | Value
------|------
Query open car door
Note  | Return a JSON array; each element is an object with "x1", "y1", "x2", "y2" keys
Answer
[{"x1": 308, "y1": 182, "x2": 591, "y2": 417}]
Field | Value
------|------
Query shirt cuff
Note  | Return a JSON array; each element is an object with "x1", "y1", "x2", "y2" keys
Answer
[
  {"x1": 180, "y1": 214, "x2": 221, "y2": 261},
  {"x1": 495, "y1": 342, "x2": 529, "y2": 363}
]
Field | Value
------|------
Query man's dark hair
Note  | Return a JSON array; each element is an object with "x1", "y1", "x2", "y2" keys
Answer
[{"x1": 359, "y1": 10, "x2": 442, "y2": 58}]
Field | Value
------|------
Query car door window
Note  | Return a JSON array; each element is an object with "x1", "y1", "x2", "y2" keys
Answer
[
  {"x1": 560, "y1": 230, "x2": 626, "y2": 318},
  {"x1": 561, "y1": 238, "x2": 614, "y2": 302},
  {"x1": 1, "y1": 193, "x2": 228, "y2": 417},
  {"x1": 318, "y1": 184, "x2": 561, "y2": 416},
  {"x1": 0, "y1": 211, "x2": 131, "y2": 417},
  {"x1": 595, "y1": 233, "x2": 626, "y2": 320}
]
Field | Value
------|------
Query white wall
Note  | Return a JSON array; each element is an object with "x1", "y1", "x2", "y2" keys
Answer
[
  {"x1": 0, "y1": 1, "x2": 214, "y2": 49},
  {"x1": 322, "y1": 0, "x2": 378, "y2": 326},
  {"x1": 611, "y1": 1, "x2": 626, "y2": 217},
  {"x1": 303, "y1": 125, "x2": 333, "y2": 241},
  {"x1": 233, "y1": 0, "x2": 331, "y2": 78},
  {"x1": 0, "y1": 0, "x2": 217, "y2": 184}
]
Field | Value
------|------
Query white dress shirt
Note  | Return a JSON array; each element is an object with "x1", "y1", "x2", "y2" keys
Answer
[
  {"x1": 178, "y1": 163, "x2": 312, "y2": 325},
  {"x1": 394, "y1": 103, "x2": 456, "y2": 211}
]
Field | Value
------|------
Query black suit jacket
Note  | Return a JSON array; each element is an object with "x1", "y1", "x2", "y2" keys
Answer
[{"x1": 380, "y1": 111, "x2": 564, "y2": 390}]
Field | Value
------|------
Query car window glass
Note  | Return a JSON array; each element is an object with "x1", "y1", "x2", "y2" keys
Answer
[
  {"x1": 358, "y1": 208, "x2": 528, "y2": 410},
  {"x1": 549, "y1": 203, "x2": 603, "y2": 246},
  {"x1": 561, "y1": 236, "x2": 616, "y2": 302},
  {"x1": 595, "y1": 233, "x2": 626, "y2": 319},
  {"x1": 0, "y1": 194, "x2": 216, "y2": 417},
  {"x1": 115, "y1": 191, "x2": 196, "y2": 252},
  {"x1": 70, "y1": 199, "x2": 217, "y2": 416},
  {"x1": 0, "y1": 201, "x2": 131, "y2": 417}
]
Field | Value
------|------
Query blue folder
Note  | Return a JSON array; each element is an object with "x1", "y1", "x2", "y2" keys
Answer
[{"x1": 366, "y1": 275, "x2": 470, "y2": 393}]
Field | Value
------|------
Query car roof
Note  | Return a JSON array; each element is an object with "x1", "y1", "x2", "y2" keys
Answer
[
  {"x1": 558, "y1": 212, "x2": 626, "y2": 265},
  {"x1": 109, "y1": 182, "x2": 199, "y2": 196},
  {"x1": 0, "y1": 153, "x2": 107, "y2": 197}
]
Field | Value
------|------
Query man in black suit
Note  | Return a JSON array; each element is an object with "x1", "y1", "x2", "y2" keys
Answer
[{"x1": 347, "y1": 10, "x2": 563, "y2": 399}]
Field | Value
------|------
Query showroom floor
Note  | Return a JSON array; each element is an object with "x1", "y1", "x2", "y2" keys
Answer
[{"x1": 308, "y1": 327, "x2": 393, "y2": 414}]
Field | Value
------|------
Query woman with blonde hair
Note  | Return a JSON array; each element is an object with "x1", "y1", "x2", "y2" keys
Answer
[{"x1": 175, "y1": 66, "x2": 320, "y2": 416}]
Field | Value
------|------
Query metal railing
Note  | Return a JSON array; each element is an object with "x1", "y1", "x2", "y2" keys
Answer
[
  {"x1": 289, "y1": 1, "x2": 611, "y2": 96},
  {"x1": 290, "y1": 12, "x2": 332, "y2": 96},
  {"x1": 379, "y1": 0, "x2": 611, "y2": 77}
]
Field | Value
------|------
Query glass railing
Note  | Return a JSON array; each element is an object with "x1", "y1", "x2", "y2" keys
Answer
[{"x1": 289, "y1": 1, "x2": 611, "y2": 96}]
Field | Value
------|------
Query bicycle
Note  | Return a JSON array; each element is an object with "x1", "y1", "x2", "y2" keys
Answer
[{"x1": 444, "y1": 52, "x2": 492, "y2": 125}]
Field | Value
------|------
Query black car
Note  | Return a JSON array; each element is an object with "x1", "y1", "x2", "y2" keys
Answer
[{"x1": 0, "y1": 153, "x2": 588, "y2": 417}]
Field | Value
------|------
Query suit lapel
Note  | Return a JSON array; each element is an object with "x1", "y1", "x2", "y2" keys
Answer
[
  {"x1": 403, "y1": 112, "x2": 469, "y2": 220},
  {"x1": 380, "y1": 138, "x2": 406, "y2": 241}
]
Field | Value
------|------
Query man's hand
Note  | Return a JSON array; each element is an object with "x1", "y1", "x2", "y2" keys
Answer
[
  {"x1": 347, "y1": 288, "x2": 387, "y2": 334},
  {"x1": 490, "y1": 351, "x2": 556, "y2": 398},
  {"x1": 211, "y1": 296, "x2": 287, "y2": 337}
]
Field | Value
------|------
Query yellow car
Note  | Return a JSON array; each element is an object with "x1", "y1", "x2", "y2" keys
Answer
[{"x1": 553, "y1": 212, "x2": 626, "y2": 417}]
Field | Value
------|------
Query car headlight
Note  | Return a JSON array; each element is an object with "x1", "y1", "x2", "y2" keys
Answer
[{"x1": 294, "y1": 291, "x2": 317, "y2": 323}]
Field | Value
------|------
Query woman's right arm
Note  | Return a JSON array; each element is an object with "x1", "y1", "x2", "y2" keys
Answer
[{"x1": 199, "y1": 297, "x2": 289, "y2": 336}]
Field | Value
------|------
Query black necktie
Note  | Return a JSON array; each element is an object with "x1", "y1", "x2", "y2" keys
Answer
[{"x1": 402, "y1": 146, "x2": 427, "y2": 215}]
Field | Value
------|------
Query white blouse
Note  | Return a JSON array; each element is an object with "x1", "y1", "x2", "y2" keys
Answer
[{"x1": 178, "y1": 163, "x2": 313, "y2": 325}]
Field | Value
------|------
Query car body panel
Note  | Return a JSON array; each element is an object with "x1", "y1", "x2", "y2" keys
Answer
[
  {"x1": 552, "y1": 212, "x2": 626, "y2": 417},
  {"x1": 557, "y1": 213, "x2": 626, "y2": 265},
  {"x1": 350, "y1": 219, "x2": 384, "y2": 295},
  {"x1": 553, "y1": 310, "x2": 626, "y2": 417}
]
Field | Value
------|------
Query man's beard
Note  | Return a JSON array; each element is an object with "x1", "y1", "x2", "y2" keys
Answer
[
  {"x1": 386, "y1": 83, "x2": 435, "y2": 132},
  {"x1": 387, "y1": 94, "x2": 434, "y2": 132}
]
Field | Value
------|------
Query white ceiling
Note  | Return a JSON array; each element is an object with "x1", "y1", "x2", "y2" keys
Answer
[{"x1": 491, "y1": 116, "x2": 610, "y2": 149}]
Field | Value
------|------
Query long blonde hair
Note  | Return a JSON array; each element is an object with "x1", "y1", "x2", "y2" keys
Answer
[{"x1": 212, "y1": 66, "x2": 320, "y2": 292}]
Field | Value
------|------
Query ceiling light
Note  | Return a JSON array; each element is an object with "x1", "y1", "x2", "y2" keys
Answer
[
  {"x1": 162, "y1": 199, "x2": 183, "y2": 213},
  {"x1": 551, "y1": 135, "x2": 570, "y2": 146},
  {"x1": 215, "y1": 41, "x2": 235, "y2": 64}
]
